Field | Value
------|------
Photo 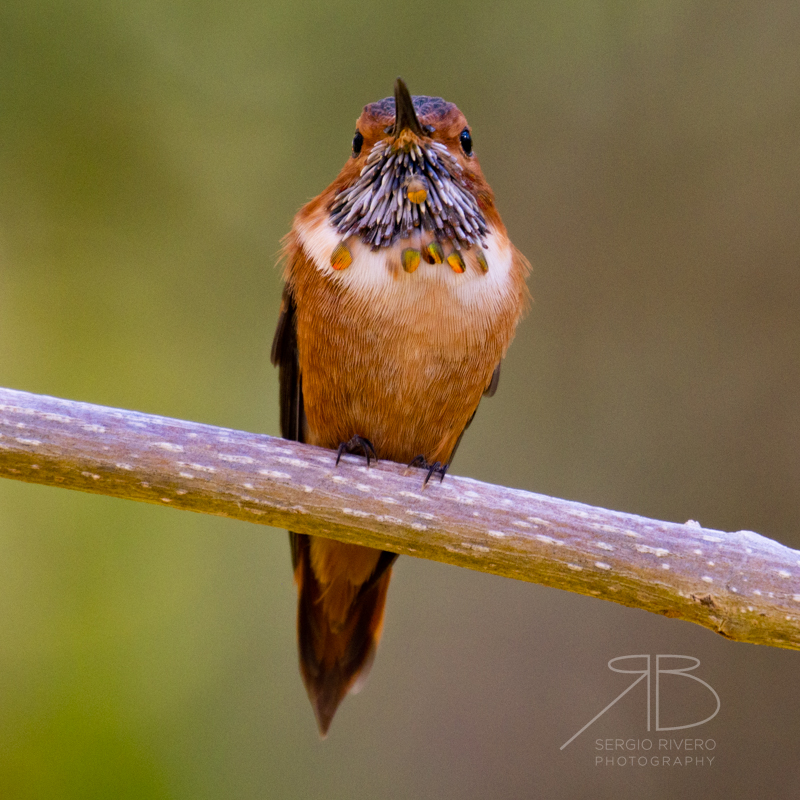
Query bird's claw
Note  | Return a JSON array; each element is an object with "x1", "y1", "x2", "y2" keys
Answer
[
  {"x1": 336, "y1": 435, "x2": 378, "y2": 467},
  {"x1": 407, "y1": 455, "x2": 448, "y2": 485}
]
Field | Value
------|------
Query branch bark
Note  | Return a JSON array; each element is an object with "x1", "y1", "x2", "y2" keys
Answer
[{"x1": 1, "y1": 386, "x2": 799, "y2": 650}]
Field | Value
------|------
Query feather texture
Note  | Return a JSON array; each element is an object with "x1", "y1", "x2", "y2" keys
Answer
[{"x1": 273, "y1": 84, "x2": 529, "y2": 734}]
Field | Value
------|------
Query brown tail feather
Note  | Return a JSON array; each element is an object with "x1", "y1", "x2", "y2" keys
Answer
[{"x1": 292, "y1": 532, "x2": 393, "y2": 736}]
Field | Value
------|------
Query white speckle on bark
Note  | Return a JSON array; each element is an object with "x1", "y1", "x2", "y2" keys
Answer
[
  {"x1": 180, "y1": 462, "x2": 217, "y2": 473},
  {"x1": 342, "y1": 508, "x2": 372, "y2": 518},
  {"x1": 218, "y1": 454, "x2": 255, "y2": 464},
  {"x1": 594, "y1": 524, "x2": 622, "y2": 534},
  {"x1": 635, "y1": 545, "x2": 669, "y2": 557},
  {"x1": 406, "y1": 510, "x2": 435, "y2": 520},
  {"x1": 702, "y1": 576, "x2": 714, "y2": 583},
  {"x1": 276, "y1": 457, "x2": 312, "y2": 468},
  {"x1": 258, "y1": 470, "x2": 291, "y2": 480},
  {"x1": 154, "y1": 442, "x2": 184, "y2": 452},
  {"x1": 42, "y1": 413, "x2": 72, "y2": 423},
  {"x1": 537, "y1": 534, "x2": 565, "y2": 546},
  {"x1": 399, "y1": 491, "x2": 428, "y2": 502}
]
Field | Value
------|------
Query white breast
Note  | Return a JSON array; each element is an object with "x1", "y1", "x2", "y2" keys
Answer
[{"x1": 294, "y1": 213, "x2": 517, "y2": 321}]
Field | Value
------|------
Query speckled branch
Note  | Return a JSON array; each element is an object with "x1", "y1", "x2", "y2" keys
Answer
[{"x1": 1, "y1": 385, "x2": 798, "y2": 650}]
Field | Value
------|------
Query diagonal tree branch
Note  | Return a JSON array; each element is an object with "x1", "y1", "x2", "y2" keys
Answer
[{"x1": 1, "y1": 385, "x2": 799, "y2": 650}]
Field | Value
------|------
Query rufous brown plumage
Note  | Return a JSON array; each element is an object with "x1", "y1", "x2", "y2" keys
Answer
[{"x1": 271, "y1": 78, "x2": 529, "y2": 735}]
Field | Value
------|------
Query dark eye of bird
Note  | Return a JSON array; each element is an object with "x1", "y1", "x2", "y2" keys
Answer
[
  {"x1": 352, "y1": 130, "x2": 364, "y2": 157},
  {"x1": 459, "y1": 128, "x2": 473, "y2": 156}
]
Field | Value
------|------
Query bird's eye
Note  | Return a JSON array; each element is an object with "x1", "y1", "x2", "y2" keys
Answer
[
  {"x1": 352, "y1": 130, "x2": 364, "y2": 157},
  {"x1": 459, "y1": 128, "x2": 473, "y2": 156}
]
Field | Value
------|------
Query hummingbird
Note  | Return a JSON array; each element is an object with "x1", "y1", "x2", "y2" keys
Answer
[{"x1": 271, "y1": 78, "x2": 529, "y2": 735}]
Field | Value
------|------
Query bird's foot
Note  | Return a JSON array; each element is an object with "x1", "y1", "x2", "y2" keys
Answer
[
  {"x1": 407, "y1": 455, "x2": 449, "y2": 485},
  {"x1": 336, "y1": 436, "x2": 378, "y2": 467}
]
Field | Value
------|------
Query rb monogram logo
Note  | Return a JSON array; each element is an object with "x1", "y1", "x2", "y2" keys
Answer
[{"x1": 561, "y1": 655, "x2": 721, "y2": 750}]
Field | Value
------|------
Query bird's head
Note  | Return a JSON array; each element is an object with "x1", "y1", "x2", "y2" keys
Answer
[
  {"x1": 291, "y1": 79, "x2": 514, "y2": 281},
  {"x1": 322, "y1": 79, "x2": 504, "y2": 274}
]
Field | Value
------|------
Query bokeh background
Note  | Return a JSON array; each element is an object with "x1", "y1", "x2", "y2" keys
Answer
[{"x1": 2, "y1": 1, "x2": 799, "y2": 797}]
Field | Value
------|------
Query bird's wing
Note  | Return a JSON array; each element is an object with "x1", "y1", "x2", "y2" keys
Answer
[
  {"x1": 271, "y1": 286, "x2": 307, "y2": 570},
  {"x1": 484, "y1": 363, "x2": 501, "y2": 397},
  {"x1": 271, "y1": 285, "x2": 305, "y2": 444},
  {"x1": 445, "y1": 361, "x2": 503, "y2": 467}
]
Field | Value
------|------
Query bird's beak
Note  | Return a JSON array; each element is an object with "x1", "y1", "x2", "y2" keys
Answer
[{"x1": 392, "y1": 78, "x2": 424, "y2": 138}]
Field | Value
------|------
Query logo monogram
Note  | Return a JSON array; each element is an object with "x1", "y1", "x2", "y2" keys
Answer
[{"x1": 561, "y1": 655, "x2": 721, "y2": 750}]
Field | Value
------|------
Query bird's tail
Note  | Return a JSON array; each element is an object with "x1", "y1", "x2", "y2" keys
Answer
[{"x1": 291, "y1": 533, "x2": 395, "y2": 736}]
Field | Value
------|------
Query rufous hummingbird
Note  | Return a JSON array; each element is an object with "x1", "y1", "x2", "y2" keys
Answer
[{"x1": 271, "y1": 78, "x2": 529, "y2": 735}]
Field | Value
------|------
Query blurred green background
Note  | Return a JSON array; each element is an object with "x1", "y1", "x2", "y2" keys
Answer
[{"x1": 1, "y1": 1, "x2": 799, "y2": 797}]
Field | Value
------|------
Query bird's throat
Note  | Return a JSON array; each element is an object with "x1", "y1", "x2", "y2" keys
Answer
[{"x1": 329, "y1": 138, "x2": 487, "y2": 250}]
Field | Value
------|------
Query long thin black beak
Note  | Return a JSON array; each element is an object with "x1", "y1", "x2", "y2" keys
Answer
[{"x1": 392, "y1": 77, "x2": 424, "y2": 137}]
